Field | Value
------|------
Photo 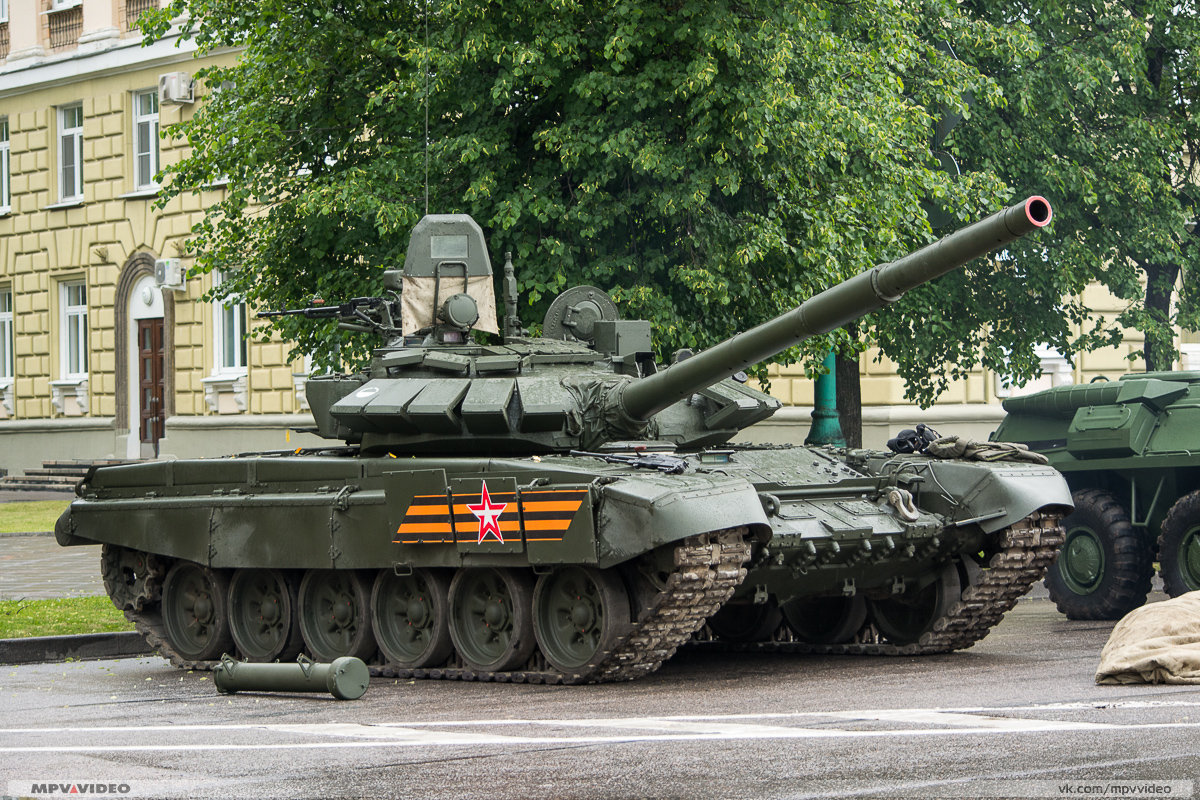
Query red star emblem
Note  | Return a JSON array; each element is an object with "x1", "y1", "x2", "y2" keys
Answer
[{"x1": 467, "y1": 480, "x2": 508, "y2": 544}]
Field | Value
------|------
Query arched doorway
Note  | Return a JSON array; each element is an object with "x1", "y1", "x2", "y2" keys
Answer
[{"x1": 127, "y1": 273, "x2": 165, "y2": 457}]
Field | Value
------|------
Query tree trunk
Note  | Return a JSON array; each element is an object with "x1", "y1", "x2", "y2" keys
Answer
[
  {"x1": 1143, "y1": 261, "x2": 1180, "y2": 371},
  {"x1": 836, "y1": 329, "x2": 863, "y2": 448}
]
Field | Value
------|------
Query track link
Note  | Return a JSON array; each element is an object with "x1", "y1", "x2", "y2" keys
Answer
[
  {"x1": 695, "y1": 511, "x2": 1065, "y2": 656},
  {"x1": 116, "y1": 528, "x2": 752, "y2": 684}
]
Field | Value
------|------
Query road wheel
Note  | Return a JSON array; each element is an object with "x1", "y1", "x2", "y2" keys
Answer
[
  {"x1": 448, "y1": 568, "x2": 536, "y2": 672},
  {"x1": 781, "y1": 595, "x2": 867, "y2": 644},
  {"x1": 707, "y1": 599, "x2": 783, "y2": 643},
  {"x1": 227, "y1": 569, "x2": 304, "y2": 663},
  {"x1": 1159, "y1": 490, "x2": 1200, "y2": 596},
  {"x1": 161, "y1": 561, "x2": 234, "y2": 662},
  {"x1": 868, "y1": 561, "x2": 960, "y2": 646},
  {"x1": 371, "y1": 568, "x2": 454, "y2": 669},
  {"x1": 1046, "y1": 488, "x2": 1153, "y2": 620},
  {"x1": 298, "y1": 569, "x2": 376, "y2": 662},
  {"x1": 533, "y1": 567, "x2": 631, "y2": 673}
]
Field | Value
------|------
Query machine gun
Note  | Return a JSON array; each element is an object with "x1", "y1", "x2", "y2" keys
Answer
[
  {"x1": 258, "y1": 296, "x2": 401, "y2": 338},
  {"x1": 568, "y1": 450, "x2": 689, "y2": 474}
]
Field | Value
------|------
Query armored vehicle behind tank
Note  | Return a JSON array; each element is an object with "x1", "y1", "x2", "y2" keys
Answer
[
  {"x1": 57, "y1": 197, "x2": 1070, "y2": 684},
  {"x1": 993, "y1": 373, "x2": 1200, "y2": 619}
]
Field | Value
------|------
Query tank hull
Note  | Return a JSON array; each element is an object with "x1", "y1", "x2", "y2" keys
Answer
[{"x1": 57, "y1": 446, "x2": 1068, "y2": 683}]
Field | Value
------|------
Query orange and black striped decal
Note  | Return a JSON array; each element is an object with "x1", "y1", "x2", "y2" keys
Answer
[
  {"x1": 519, "y1": 488, "x2": 587, "y2": 542},
  {"x1": 394, "y1": 487, "x2": 588, "y2": 544},
  {"x1": 395, "y1": 493, "x2": 453, "y2": 543}
]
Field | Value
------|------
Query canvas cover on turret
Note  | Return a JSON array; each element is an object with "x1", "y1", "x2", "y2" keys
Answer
[{"x1": 400, "y1": 214, "x2": 499, "y2": 336}]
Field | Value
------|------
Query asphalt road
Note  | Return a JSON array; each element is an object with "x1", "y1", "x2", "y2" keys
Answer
[{"x1": 1, "y1": 601, "x2": 1197, "y2": 800}]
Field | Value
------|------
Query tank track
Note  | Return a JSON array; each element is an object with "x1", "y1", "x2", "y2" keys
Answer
[
  {"x1": 112, "y1": 528, "x2": 752, "y2": 685},
  {"x1": 693, "y1": 511, "x2": 1064, "y2": 656}
]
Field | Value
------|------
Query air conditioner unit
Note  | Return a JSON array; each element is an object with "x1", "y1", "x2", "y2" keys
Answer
[
  {"x1": 158, "y1": 72, "x2": 194, "y2": 105},
  {"x1": 154, "y1": 258, "x2": 185, "y2": 291}
]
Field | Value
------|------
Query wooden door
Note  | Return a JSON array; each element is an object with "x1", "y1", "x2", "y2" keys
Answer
[{"x1": 137, "y1": 318, "x2": 165, "y2": 451}]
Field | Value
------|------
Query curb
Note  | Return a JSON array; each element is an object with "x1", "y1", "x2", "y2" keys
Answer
[{"x1": 0, "y1": 631, "x2": 153, "y2": 665}]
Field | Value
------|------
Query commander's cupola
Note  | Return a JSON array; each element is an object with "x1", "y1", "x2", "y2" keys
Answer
[{"x1": 390, "y1": 214, "x2": 500, "y2": 344}]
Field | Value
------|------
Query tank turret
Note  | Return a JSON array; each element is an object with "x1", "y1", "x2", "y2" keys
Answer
[{"x1": 298, "y1": 197, "x2": 1051, "y2": 454}]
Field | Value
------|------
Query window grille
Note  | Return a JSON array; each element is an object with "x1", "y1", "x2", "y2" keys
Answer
[
  {"x1": 48, "y1": 4, "x2": 82, "y2": 51},
  {"x1": 125, "y1": 0, "x2": 157, "y2": 31}
]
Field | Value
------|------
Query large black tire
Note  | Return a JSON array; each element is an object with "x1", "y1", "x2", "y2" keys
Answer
[
  {"x1": 1158, "y1": 490, "x2": 1200, "y2": 597},
  {"x1": 1046, "y1": 488, "x2": 1153, "y2": 620}
]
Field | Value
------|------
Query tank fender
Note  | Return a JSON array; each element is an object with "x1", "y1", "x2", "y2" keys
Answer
[
  {"x1": 54, "y1": 507, "x2": 89, "y2": 547},
  {"x1": 908, "y1": 459, "x2": 1073, "y2": 533},
  {"x1": 594, "y1": 474, "x2": 769, "y2": 568}
]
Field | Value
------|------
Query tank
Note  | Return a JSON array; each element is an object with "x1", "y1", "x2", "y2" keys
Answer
[
  {"x1": 56, "y1": 197, "x2": 1071, "y2": 684},
  {"x1": 992, "y1": 372, "x2": 1200, "y2": 619}
]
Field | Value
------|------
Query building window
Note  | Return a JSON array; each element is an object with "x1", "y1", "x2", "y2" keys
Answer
[
  {"x1": 0, "y1": 287, "x2": 12, "y2": 380},
  {"x1": 60, "y1": 281, "x2": 88, "y2": 378},
  {"x1": 125, "y1": 0, "x2": 158, "y2": 31},
  {"x1": 0, "y1": 287, "x2": 12, "y2": 418},
  {"x1": 0, "y1": 0, "x2": 8, "y2": 23},
  {"x1": 48, "y1": 2, "x2": 83, "y2": 50},
  {"x1": 58, "y1": 104, "x2": 84, "y2": 202},
  {"x1": 203, "y1": 272, "x2": 248, "y2": 413},
  {"x1": 0, "y1": 118, "x2": 9, "y2": 213},
  {"x1": 213, "y1": 274, "x2": 247, "y2": 374},
  {"x1": 133, "y1": 90, "x2": 159, "y2": 190}
]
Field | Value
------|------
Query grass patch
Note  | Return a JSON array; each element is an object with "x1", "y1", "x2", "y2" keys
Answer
[
  {"x1": 0, "y1": 500, "x2": 70, "y2": 534},
  {"x1": 0, "y1": 596, "x2": 133, "y2": 638}
]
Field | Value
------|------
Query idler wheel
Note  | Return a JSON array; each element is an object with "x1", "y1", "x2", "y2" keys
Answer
[
  {"x1": 781, "y1": 595, "x2": 867, "y2": 644},
  {"x1": 101, "y1": 544, "x2": 167, "y2": 612},
  {"x1": 161, "y1": 561, "x2": 234, "y2": 662},
  {"x1": 227, "y1": 568, "x2": 304, "y2": 663},
  {"x1": 298, "y1": 569, "x2": 377, "y2": 662},
  {"x1": 707, "y1": 599, "x2": 783, "y2": 643},
  {"x1": 867, "y1": 561, "x2": 960, "y2": 646},
  {"x1": 371, "y1": 568, "x2": 454, "y2": 668},
  {"x1": 1159, "y1": 489, "x2": 1200, "y2": 596},
  {"x1": 533, "y1": 566, "x2": 631, "y2": 672},
  {"x1": 448, "y1": 568, "x2": 536, "y2": 672}
]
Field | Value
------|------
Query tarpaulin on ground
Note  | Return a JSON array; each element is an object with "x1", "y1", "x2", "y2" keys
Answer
[{"x1": 1095, "y1": 591, "x2": 1200, "y2": 685}]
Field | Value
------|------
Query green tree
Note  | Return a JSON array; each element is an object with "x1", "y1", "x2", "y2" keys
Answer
[
  {"x1": 885, "y1": 0, "x2": 1200, "y2": 401},
  {"x1": 143, "y1": 0, "x2": 1027, "y2": 378}
]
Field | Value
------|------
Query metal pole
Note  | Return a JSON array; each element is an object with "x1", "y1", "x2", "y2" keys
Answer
[{"x1": 805, "y1": 352, "x2": 846, "y2": 446}]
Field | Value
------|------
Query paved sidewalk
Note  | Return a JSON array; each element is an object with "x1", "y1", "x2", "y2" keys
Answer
[
  {"x1": 0, "y1": 533, "x2": 106, "y2": 600},
  {"x1": 0, "y1": 490, "x2": 104, "y2": 600},
  {"x1": 0, "y1": 489, "x2": 75, "y2": 502}
]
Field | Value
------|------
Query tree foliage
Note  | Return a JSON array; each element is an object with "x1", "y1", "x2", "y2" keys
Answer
[
  {"x1": 886, "y1": 0, "x2": 1200, "y2": 396},
  {"x1": 144, "y1": 0, "x2": 1030, "y2": 381}
]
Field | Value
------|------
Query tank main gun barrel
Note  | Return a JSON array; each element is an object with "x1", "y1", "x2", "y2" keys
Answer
[{"x1": 615, "y1": 196, "x2": 1052, "y2": 424}]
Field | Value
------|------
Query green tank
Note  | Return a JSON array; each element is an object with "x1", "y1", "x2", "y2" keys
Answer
[
  {"x1": 56, "y1": 197, "x2": 1070, "y2": 684},
  {"x1": 992, "y1": 372, "x2": 1200, "y2": 619}
]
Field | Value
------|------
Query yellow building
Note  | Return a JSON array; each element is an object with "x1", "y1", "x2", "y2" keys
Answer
[
  {"x1": 0, "y1": 1, "x2": 1192, "y2": 478},
  {"x1": 0, "y1": 0, "x2": 319, "y2": 477}
]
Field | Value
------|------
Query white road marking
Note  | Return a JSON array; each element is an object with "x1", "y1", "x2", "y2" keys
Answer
[
  {"x1": 818, "y1": 709, "x2": 1115, "y2": 731},
  {"x1": 2, "y1": 701, "x2": 1200, "y2": 753}
]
